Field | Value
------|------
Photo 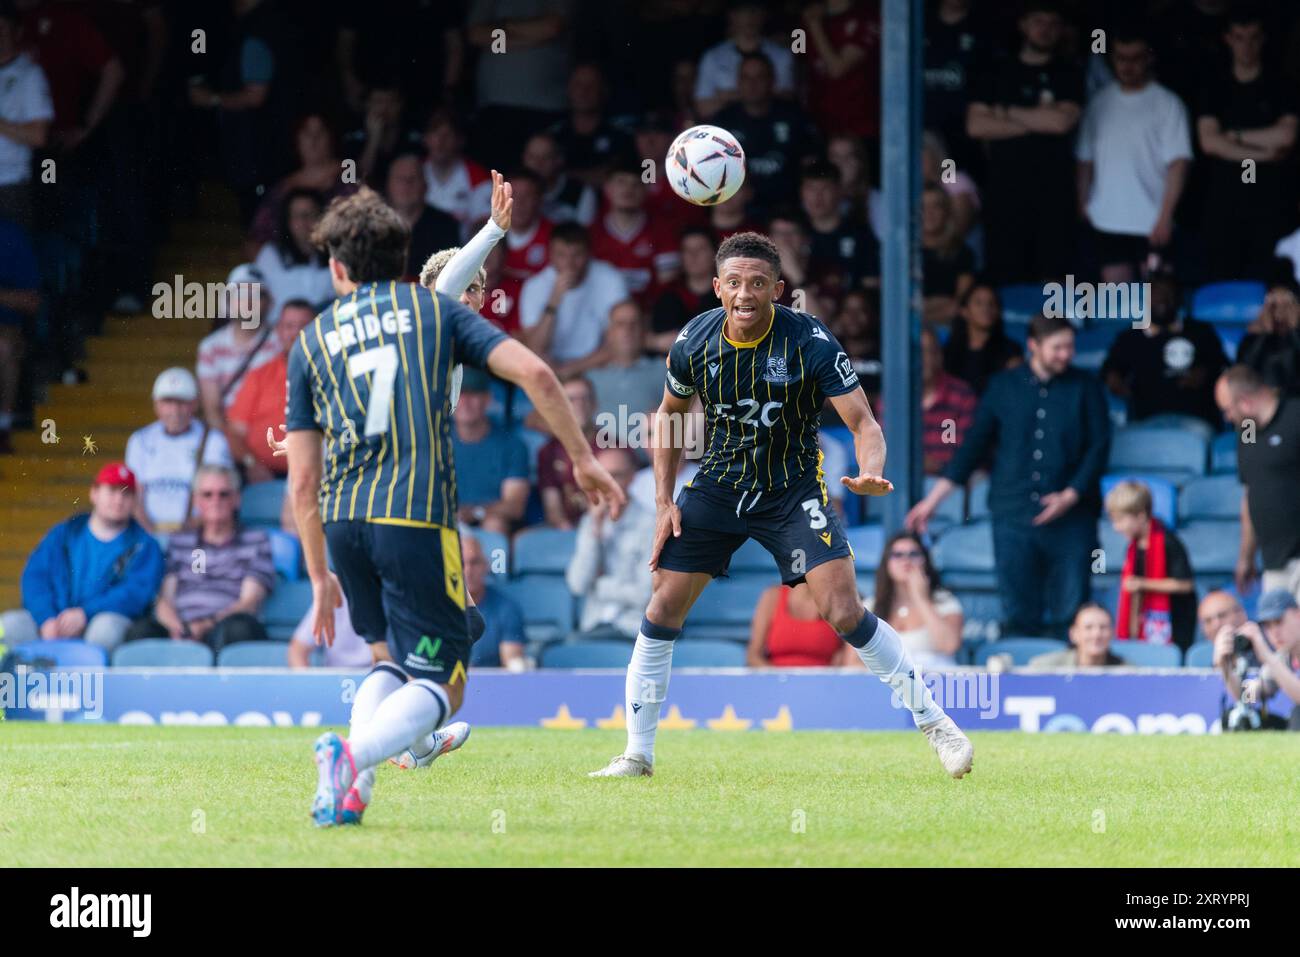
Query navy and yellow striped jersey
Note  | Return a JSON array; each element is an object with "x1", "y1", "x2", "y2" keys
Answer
[
  {"x1": 285, "y1": 281, "x2": 507, "y2": 528},
  {"x1": 666, "y1": 303, "x2": 860, "y2": 492}
]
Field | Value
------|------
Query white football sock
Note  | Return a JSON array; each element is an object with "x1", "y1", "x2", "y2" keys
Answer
[
  {"x1": 850, "y1": 614, "x2": 944, "y2": 728},
  {"x1": 625, "y1": 622, "x2": 678, "y2": 764},
  {"x1": 348, "y1": 679, "x2": 449, "y2": 772},
  {"x1": 348, "y1": 663, "x2": 406, "y2": 804}
]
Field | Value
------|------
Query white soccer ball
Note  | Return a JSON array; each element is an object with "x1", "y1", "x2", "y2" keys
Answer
[{"x1": 664, "y1": 125, "x2": 746, "y2": 206}]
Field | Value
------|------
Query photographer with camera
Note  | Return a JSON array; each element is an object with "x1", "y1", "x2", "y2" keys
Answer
[
  {"x1": 1218, "y1": 589, "x2": 1300, "y2": 731},
  {"x1": 1204, "y1": 590, "x2": 1249, "y2": 702}
]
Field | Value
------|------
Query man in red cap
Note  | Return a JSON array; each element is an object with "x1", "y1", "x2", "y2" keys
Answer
[{"x1": 1, "y1": 462, "x2": 164, "y2": 653}]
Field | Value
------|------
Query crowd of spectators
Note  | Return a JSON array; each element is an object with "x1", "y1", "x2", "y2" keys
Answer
[{"x1": 4, "y1": 1, "x2": 1300, "y2": 703}]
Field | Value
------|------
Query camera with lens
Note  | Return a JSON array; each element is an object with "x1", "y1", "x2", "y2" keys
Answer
[{"x1": 1222, "y1": 632, "x2": 1265, "y2": 732}]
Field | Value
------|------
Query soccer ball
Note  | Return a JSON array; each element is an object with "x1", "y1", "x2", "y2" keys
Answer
[{"x1": 665, "y1": 125, "x2": 746, "y2": 206}]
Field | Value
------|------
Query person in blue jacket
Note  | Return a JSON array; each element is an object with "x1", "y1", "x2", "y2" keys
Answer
[{"x1": 1, "y1": 462, "x2": 164, "y2": 653}]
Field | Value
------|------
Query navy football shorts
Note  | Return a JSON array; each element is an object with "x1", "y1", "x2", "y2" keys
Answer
[
  {"x1": 324, "y1": 520, "x2": 470, "y2": 685},
  {"x1": 656, "y1": 469, "x2": 854, "y2": 585}
]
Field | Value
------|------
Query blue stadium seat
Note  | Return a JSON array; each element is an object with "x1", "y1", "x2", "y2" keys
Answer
[
  {"x1": 1183, "y1": 641, "x2": 1215, "y2": 667},
  {"x1": 9, "y1": 640, "x2": 107, "y2": 669},
  {"x1": 952, "y1": 589, "x2": 1002, "y2": 642},
  {"x1": 687, "y1": 576, "x2": 770, "y2": 626},
  {"x1": 515, "y1": 427, "x2": 550, "y2": 481},
  {"x1": 1090, "y1": 577, "x2": 1120, "y2": 620},
  {"x1": 1112, "y1": 641, "x2": 1182, "y2": 667},
  {"x1": 260, "y1": 579, "x2": 312, "y2": 640},
  {"x1": 846, "y1": 523, "x2": 885, "y2": 568},
  {"x1": 932, "y1": 521, "x2": 995, "y2": 589},
  {"x1": 1190, "y1": 281, "x2": 1266, "y2": 323},
  {"x1": 967, "y1": 477, "x2": 990, "y2": 522},
  {"x1": 1178, "y1": 521, "x2": 1242, "y2": 575},
  {"x1": 1096, "y1": 519, "x2": 1127, "y2": 570},
  {"x1": 1107, "y1": 426, "x2": 1208, "y2": 477},
  {"x1": 1101, "y1": 473, "x2": 1178, "y2": 528},
  {"x1": 1073, "y1": 324, "x2": 1122, "y2": 372},
  {"x1": 1214, "y1": 323, "x2": 1246, "y2": 362},
  {"x1": 1136, "y1": 414, "x2": 1216, "y2": 442},
  {"x1": 112, "y1": 639, "x2": 214, "y2": 668},
  {"x1": 513, "y1": 527, "x2": 577, "y2": 575},
  {"x1": 216, "y1": 641, "x2": 292, "y2": 667},
  {"x1": 266, "y1": 528, "x2": 302, "y2": 580},
  {"x1": 998, "y1": 283, "x2": 1047, "y2": 325},
  {"x1": 240, "y1": 480, "x2": 286, "y2": 527},
  {"x1": 974, "y1": 638, "x2": 1065, "y2": 666},
  {"x1": 1179, "y1": 474, "x2": 1243, "y2": 523},
  {"x1": 497, "y1": 575, "x2": 576, "y2": 640},
  {"x1": 729, "y1": 537, "x2": 777, "y2": 574},
  {"x1": 539, "y1": 639, "x2": 633, "y2": 668},
  {"x1": 465, "y1": 528, "x2": 509, "y2": 571},
  {"x1": 671, "y1": 639, "x2": 748, "y2": 667},
  {"x1": 1210, "y1": 431, "x2": 1238, "y2": 475}
]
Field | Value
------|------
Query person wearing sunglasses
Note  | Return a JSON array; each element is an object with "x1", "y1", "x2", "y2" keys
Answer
[
  {"x1": 123, "y1": 465, "x2": 275, "y2": 651},
  {"x1": 852, "y1": 532, "x2": 964, "y2": 671}
]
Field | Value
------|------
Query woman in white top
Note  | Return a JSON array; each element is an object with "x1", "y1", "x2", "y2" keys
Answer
[
  {"x1": 861, "y1": 531, "x2": 964, "y2": 670},
  {"x1": 253, "y1": 188, "x2": 335, "y2": 323}
]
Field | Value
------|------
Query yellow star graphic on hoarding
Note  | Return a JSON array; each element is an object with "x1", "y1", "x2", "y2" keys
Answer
[
  {"x1": 761, "y1": 706, "x2": 793, "y2": 731},
  {"x1": 594, "y1": 706, "x2": 625, "y2": 730},
  {"x1": 658, "y1": 705, "x2": 697, "y2": 730},
  {"x1": 539, "y1": 704, "x2": 586, "y2": 729},
  {"x1": 706, "y1": 705, "x2": 752, "y2": 731}
]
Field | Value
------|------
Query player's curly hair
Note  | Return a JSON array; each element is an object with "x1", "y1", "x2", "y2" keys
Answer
[
  {"x1": 716, "y1": 230, "x2": 781, "y2": 279},
  {"x1": 310, "y1": 187, "x2": 410, "y2": 284},
  {"x1": 419, "y1": 247, "x2": 486, "y2": 293}
]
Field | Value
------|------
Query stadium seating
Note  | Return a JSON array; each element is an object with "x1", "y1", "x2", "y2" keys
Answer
[
  {"x1": 931, "y1": 521, "x2": 996, "y2": 589},
  {"x1": 1178, "y1": 475, "x2": 1242, "y2": 523},
  {"x1": 513, "y1": 527, "x2": 577, "y2": 575},
  {"x1": 496, "y1": 575, "x2": 576, "y2": 641},
  {"x1": 1072, "y1": 324, "x2": 1122, "y2": 372},
  {"x1": 260, "y1": 579, "x2": 313, "y2": 640},
  {"x1": 8, "y1": 640, "x2": 107, "y2": 669},
  {"x1": 1137, "y1": 414, "x2": 1217, "y2": 442},
  {"x1": 1190, "y1": 280, "x2": 1266, "y2": 322},
  {"x1": 470, "y1": 529, "x2": 510, "y2": 570},
  {"x1": 217, "y1": 641, "x2": 292, "y2": 667},
  {"x1": 686, "y1": 576, "x2": 770, "y2": 628},
  {"x1": 998, "y1": 283, "x2": 1047, "y2": 326},
  {"x1": 952, "y1": 588, "x2": 1002, "y2": 642},
  {"x1": 967, "y1": 477, "x2": 990, "y2": 522},
  {"x1": 1210, "y1": 431, "x2": 1239, "y2": 475},
  {"x1": 1112, "y1": 641, "x2": 1182, "y2": 667},
  {"x1": 671, "y1": 639, "x2": 748, "y2": 667},
  {"x1": 1100, "y1": 473, "x2": 1178, "y2": 527},
  {"x1": 846, "y1": 523, "x2": 885, "y2": 568},
  {"x1": 974, "y1": 638, "x2": 1065, "y2": 666},
  {"x1": 1176, "y1": 521, "x2": 1242, "y2": 575},
  {"x1": 923, "y1": 474, "x2": 964, "y2": 530},
  {"x1": 729, "y1": 536, "x2": 777, "y2": 574},
  {"x1": 1183, "y1": 642, "x2": 1216, "y2": 668},
  {"x1": 240, "y1": 480, "x2": 286, "y2": 527},
  {"x1": 1107, "y1": 426, "x2": 1207, "y2": 478},
  {"x1": 539, "y1": 639, "x2": 633, "y2": 668},
  {"x1": 1090, "y1": 578, "x2": 1119, "y2": 620},
  {"x1": 112, "y1": 639, "x2": 215, "y2": 668},
  {"x1": 267, "y1": 529, "x2": 302, "y2": 580}
]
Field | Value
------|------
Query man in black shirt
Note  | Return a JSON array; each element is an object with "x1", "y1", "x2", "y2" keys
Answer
[
  {"x1": 1195, "y1": 8, "x2": 1299, "y2": 281},
  {"x1": 924, "y1": 0, "x2": 993, "y2": 178},
  {"x1": 965, "y1": 0, "x2": 1082, "y2": 285},
  {"x1": 800, "y1": 162, "x2": 879, "y2": 293},
  {"x1": 1101, "y1": 272, "x2": 1228, "y2": 429},
  {"x1": 909, "y1": 315, "x2": 1111, "y2": 639},
  {"x1": 547, "y1": 63, "x2": 633, "y2": 188},
  {"x1": 714, "y1": 53, "x2": 822, "y2": 217},
  {"x1": 1216, "y1": 364, "x2": 1300, "y2": 602}
]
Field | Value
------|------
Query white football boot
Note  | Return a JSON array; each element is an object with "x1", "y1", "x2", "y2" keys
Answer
[
  {"x1": 391, "y1": 721, "x2": 471, "y2": 770},
  {"x1": 921, "y1": 716, "x2": 974, "y2": 779},
  {"x1": 588, "y1": 753, "x2": 653, "y2": 778}
]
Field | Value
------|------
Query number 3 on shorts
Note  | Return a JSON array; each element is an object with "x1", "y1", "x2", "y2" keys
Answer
[
  {"x1": 347, "y1": 344, "x2": 399, "y2": 436},
  {"x1": 801, "y1": 498, "x2": 827, "y2": 530}
]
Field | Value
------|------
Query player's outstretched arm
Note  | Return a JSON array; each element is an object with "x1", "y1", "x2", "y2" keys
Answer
[
  {"x1": 285, "y1": 429, "x2": 342, "y2": 646},
  {"x1": 485, "y1": 338, "x2": 627, "y2": 518},
  {"x1": 828, "y1": 388, "x2": 893, "y2": 497}
]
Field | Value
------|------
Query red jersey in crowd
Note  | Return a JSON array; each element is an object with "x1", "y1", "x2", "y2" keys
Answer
[
  {"x1": 503, "y1": 218, "x2": 552, "y2": 283},
  {"x1": 589, "y1": 213, "x2": 681, "y2": 304},
  {"x1": 22, "y1": 2, "x2": 115, "y2": 134},
  {"x1": 806, "y1": 1, "x2": 881, "y2": 139}
]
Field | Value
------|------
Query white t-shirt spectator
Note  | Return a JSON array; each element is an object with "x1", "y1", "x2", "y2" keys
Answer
[
  {"x1": 423, "y1": 157, "x2": 493, "y2": 240},
  {"x1": 695, "y1": 40, "x2": 796, "y2": 106},
  {"x1": 519, "y1": 260, "x2": 628, "y2": 361},
  {"x1": 197, "y1": 325, "x2": 282, "y2": 409},
  {"x1": 1274, "y1": 229, "x2": 1300, "y2": 285},
  {"x1": 253, "y1": 244, "x2": 333, "y2": 322},
  {"x1": 1075, "y1": 80, "x2": 1191, "y2": 236},
  {"x1": 0, "y1": 53, "x2": 54, "y2": 186},
  {"x1": 125, "y1": 420, "x2": 233, "y2": 529},
  {"x1": 291, "y1": 594, "x2": 372, "y2": 668},
  {"x1": 865, "y1": 588, "x2": 963, "y2": 670},
  {"x1": 629, "y1": 462, "x2": 698, "y2": 514}
]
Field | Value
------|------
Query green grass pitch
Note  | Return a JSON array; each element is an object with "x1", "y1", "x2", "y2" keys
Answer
[{"x1": 2, "y1": 724, "x2": 1296, "y2": 867}]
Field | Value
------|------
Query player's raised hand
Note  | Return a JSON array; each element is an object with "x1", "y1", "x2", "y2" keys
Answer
[
  {"x1": 573, "y1": 455, "x2": 627, "y2": 521},
  {"x1": 648, "y1": 501, "x2": 682, "y2": 571},
  {"x1": 309, "y1": 571, "x2": 344, "y2": 647},
  {"x1": 841, "y1": 473, "x2": 893, "y2": 496},
  {"x1": 266, "y1": 423, "x2": 288, "y2": 458},
  {"x1": 491, "y1": 169, "x2": 513, "y2": 231}
]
